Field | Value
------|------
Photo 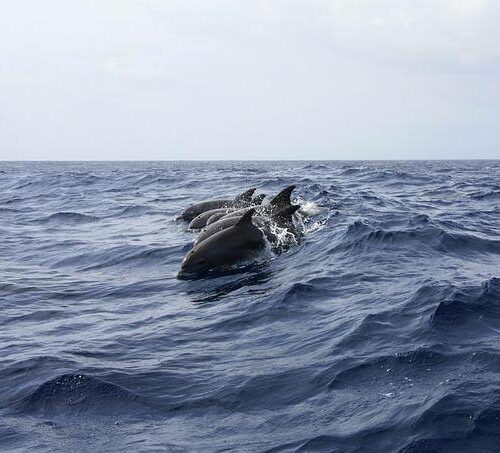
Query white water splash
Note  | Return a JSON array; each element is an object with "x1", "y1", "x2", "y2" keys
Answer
[
  {"x1": 304, "y1": 217, "x2": 329, "y2": 234},
  {"x1": 258, "y1": 197, "x2": 323, "y2": 251},
  {"x1": 267, "y1": 222, "x2": 298, "y2": 251},
  {"x1": 295, "y1": 197, "x2": 322, "y2": 217},
  {"x1": 292, "y1": 197, "x2": 328, "y2": 235}
]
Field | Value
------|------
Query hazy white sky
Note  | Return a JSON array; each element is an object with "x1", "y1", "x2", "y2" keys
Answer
[{"x1": 1, "y1": 0, "x2": 499, "y2": 160}]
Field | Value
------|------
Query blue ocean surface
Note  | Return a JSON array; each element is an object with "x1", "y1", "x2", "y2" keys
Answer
[{"x1": 1, "y1": 160, "x2": 500, "y2": 452}]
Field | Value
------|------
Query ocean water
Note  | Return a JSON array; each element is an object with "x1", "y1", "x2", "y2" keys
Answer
[{"x1": 1, "y1": 160, "x2": 500, "y2": 452}]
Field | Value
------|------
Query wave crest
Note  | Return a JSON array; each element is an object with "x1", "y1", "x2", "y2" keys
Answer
[{"x1": 20, "y1": 373, "x2": 146, "y2": 416}]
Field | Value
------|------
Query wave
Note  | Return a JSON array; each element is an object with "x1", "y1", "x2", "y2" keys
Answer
[
  {"x1": 430, "y1": 278, "x2": 500, "y2": 329},
  {"x1": 335, "y1": 278, "x2": 500, "y2": 357},
  {"x1": 470, "y1": 189, "x2": 500, "y2": 200},
  {"x1": 0, "y1": 207, "x2": 21, "y2": 214},
  {"x1": 18, "y1": 374, "x2": 150, "y2": 417},
  {"x1": 53, "y1": 244, "x2": 183, "y2": 271},
  {"x1": 400, "y1": 387, "x2": 500, "y2": 452},
  {"x1": 170, "y1": 368, "x2": 316, "y2": 413},
  {"x1": 37, "y1": 212, "x2": 100, "y2": 224},
  {"x1": 339, "y1": 166, "x2": 368, "y2": 175},
  {"x1": 10, "y1": 173, "x2": 103, "y2": 190},
  {"x1": 328, "y1": 347, "x2": 452, "y2": 389},
  {"x1": 64, "y1": 174, "x2": 104, "y2": 186},
  {"x1": 205, "y1": 277, "x2": 337, "y2": 331},
  {"x1": 331, "y1": 219, "x2": 500, "y2": 256},
  {"x1": 4, "y1": 309, "x2": 63, "y2": 324},
  {"x1": 112, "y1": 205, "x2": 157, "y2": 217},
  {"x1": 302, "y1": 163, "x2": 329, "y2": 170},
  {"x1": 135, "y1": 175, "x2": 179, "y2": 186}
]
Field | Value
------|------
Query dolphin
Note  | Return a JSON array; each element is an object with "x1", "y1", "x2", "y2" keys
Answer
[
  {"x1": 204, "y1": 194, "x2": 266, "y2": 227},
  {"x1": 189, "y1": 194, "x2": 267, "y2": 230},
  {"x1": 264, "y1": 204, "x2": 303, "y2": 245},
  {"x1": 179, "y1": 208, "x2": 265, "y2": 278},
  {"x1": 180, "y1": 188, "x2": 256, "y2": 221},
  {"x1": 188, "y1": 207, "x2": 237, "y2": 230},
  {"x1": 251, "y1": 194, "x2": 266, "y2": 205},
  {"x1": 217, "y1": 185, "x2": 296, "y2": 223},
  {"x1": 194, "y1": 205, "x2": 300, "y2": 246},
  {"x1": 272, "y1": 204, "x2": 301, "y2": 230},
  {"x1": 204, "y1": 211, "x2": 235, "y2": 227}
]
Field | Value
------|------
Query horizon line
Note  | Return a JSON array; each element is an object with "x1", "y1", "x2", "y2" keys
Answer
[{"x1": 1, "y1": 158, "x2": 499, "y2": 163}]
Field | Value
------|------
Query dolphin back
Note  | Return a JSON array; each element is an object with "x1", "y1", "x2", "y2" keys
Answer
[
  {"x1": 181, "y1": 200, "x2": 232, "y2": 221},
  {"x1": 179, "y1": 207, "x2": 265, "y2": 277}
]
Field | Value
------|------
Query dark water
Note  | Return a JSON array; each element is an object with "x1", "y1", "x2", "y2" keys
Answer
[{"x1": 1, "y1": 161, "x2": 500, "y2": 452}]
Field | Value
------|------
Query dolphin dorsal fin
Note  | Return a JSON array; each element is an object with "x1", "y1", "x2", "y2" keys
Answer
[
  {"x1": 236, "y1": 208, "x2": 255, "y2": 226},
  {"x1": 234, "y1": 188, "x2": 256, "y2": 203},
  {"x1": 270, "y1": 185, "x2": 295, "y2": 209},
  {"x1": 252, "y1": 194, "x2": 266, "y2": 205},
  {"x1": 273, "y1": 204, "x2": 300, "y2": 220}
]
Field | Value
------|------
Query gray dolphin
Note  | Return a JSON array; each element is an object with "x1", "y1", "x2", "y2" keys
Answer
[
  {"x1": 178, "y1": 208, "x2": 265, "y2": 278},
  {"x1": 188, "y1": 207, "x2": 237, "y2": 230},
  {"x1": 204, "y1": 211, "x2": 234, "y2": 227},
  {"x1": 189, "y1": 194, "x2": 267, "y2": 230},
  {"x1": 194, "y1": 205, "x2": 300, "y2": 246},
  {"x1": 205, "y1": 194, "x2": 266, "y2": 226},
  {"x1": 217, "y1": 185, "x2": 296, "y2": 223},
  {"x1": 180, "y1": 188, "x2": 256, "y2": 221},
  {"x1": 272, "y1": 204, "x2": 301, "y2": 230}
]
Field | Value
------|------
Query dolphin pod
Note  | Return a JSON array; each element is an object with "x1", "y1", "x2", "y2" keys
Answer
[
  {"x1": 214, "y1": 185, "x2": 297, "y2": 223},
  {"x1": 178, "y1": 186, "x2": 301, "y2": 278},
  {"x1": 194, "y1": 204, "x2": 301, "y2": 247}
]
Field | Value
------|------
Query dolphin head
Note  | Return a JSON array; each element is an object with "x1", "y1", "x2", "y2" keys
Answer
[{"x1": 178, "y1": 247, "x2": 214, "y2": 277}]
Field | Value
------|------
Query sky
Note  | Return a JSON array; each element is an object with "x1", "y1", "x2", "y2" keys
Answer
[{"x1": 1, "y1": 0, "x2": 499, "y2": 160}]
